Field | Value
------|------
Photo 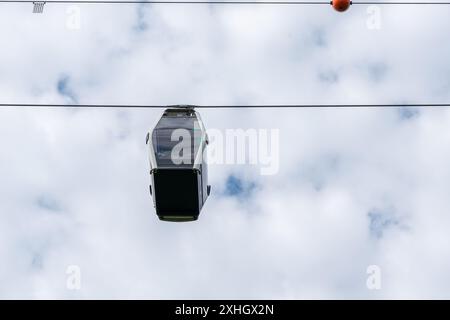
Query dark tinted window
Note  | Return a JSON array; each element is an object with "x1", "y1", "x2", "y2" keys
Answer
[{"x1": 152, "y1": 115, "x2": 201, "y2": 167}]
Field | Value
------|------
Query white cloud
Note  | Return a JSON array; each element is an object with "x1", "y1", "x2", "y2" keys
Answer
[{"x1": 1, "y1": 1, "x2": 450, "y2": 299}]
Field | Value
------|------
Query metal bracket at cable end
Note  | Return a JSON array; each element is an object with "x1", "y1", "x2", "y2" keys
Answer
[
  {"x1": 33, "y1": 2, "x2": 46, "y2": 14},
  {"x1": 329, "y1": 1, "x2": 353, "y2": 5}
]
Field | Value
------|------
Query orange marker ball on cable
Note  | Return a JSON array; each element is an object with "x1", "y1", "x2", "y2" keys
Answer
[{"x1": 331, "y1": 0, "x2": 352, "y2": 12}]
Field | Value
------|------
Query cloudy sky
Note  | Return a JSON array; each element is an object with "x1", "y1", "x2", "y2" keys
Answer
[{"x1": 1, "y1": 0, "x2": 450, "y2": 299}]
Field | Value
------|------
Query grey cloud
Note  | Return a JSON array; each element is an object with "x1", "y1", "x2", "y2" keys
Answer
[
  {"x1": 398, "y1": 107, "x2": 420, "y2": 120},
  {"x1": 368, "y1": 207, "x2": 403, "y2": 239},
  {"x1": 57, "y1": 75, "x2": 78, "y2": 104},
  {"x1": 36, "y1": 195, "x2": 61, "y2": 212},
  {"x1": 318, "y1": 70, "x2": 339, "y2": 84}
]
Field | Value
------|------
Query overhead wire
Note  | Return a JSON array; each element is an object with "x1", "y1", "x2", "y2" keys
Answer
[
  {"x1": 1, "y1": 103, "x2": 450, "y2": 108},
  {"x1": 0, "y1": 0, "x2": 450, "y2": 5}
]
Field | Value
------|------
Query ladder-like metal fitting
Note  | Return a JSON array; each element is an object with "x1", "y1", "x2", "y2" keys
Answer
[{"x1": 33, "y1": 2, "x2": 46, "y2": 14}]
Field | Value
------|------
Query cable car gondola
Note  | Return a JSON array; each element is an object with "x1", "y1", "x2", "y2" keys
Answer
[{"x1": 146, "y1": 106, "x2": 211, "y2": 222}]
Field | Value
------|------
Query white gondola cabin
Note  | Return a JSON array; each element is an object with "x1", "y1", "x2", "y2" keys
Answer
[{"x1": 146, "y1": 106, "x2": 210, "y2": 222}]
